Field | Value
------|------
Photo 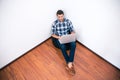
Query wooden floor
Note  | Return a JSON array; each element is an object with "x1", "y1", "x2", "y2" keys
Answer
[{"x1": 0, "y1": 38, "x2": 120, "y2": 80}]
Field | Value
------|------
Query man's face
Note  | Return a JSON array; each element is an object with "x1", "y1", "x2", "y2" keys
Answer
[{"x1": 57, "y1": 14, "x2": 64, "y2": 22}]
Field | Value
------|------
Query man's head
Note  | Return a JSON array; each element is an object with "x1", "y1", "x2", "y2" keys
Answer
[{"x1": 56, "y1": 10, "x2": 64, "y2": 22}]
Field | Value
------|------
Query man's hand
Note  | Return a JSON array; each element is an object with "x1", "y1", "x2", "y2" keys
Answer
[
  {"x1": 71, "y1": 32, "x2": 75, "y2": 34},
  {"x1": 58, "y1": 36, "x2": 61, "y2": 39},
  {"x1": 52, "y1": 34, "x2": 61, "y2": 39}
]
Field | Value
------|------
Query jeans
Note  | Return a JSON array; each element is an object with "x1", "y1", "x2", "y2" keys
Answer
[{"x1": 52, "y1": 38, "x2": 76, "y2": 63}]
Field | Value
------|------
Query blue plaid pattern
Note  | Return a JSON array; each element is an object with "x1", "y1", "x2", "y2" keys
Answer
[{"x1": 52, "y1": 18, "x2": 74, "y2": 36}]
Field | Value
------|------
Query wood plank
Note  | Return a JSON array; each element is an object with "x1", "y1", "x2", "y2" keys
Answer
[{"x1": 0, "y1": 38, "x2": 120, "y2": 80}]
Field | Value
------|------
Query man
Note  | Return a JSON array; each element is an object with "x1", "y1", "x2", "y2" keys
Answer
[{"x1": 51, "y1": 10, "x2": 76, "y2": 75}]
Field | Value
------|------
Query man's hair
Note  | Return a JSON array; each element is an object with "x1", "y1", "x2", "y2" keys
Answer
[{"x1": 56, "y1": 10, "x2": 64, "y2": 15}]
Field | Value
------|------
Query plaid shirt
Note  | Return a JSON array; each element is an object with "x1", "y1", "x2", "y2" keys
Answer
[{"x1": 51, "y1": 18, "x2": 74, "y2": 36}]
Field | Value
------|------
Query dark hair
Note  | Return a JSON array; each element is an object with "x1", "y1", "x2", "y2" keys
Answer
[{"x1": 56, "y1": 10, "x2": 64, "y2": 15}]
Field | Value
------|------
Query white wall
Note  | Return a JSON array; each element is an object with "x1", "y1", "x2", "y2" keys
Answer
[
  {"x1": 0, "y1": 0, "x2": 120, "y2": 69},
  {"x1": 0, "y1": 0, "x2": 61, "y2": 69},
  {"x1": 77, "y1": 0, "x2": 120, "y2": 69}
]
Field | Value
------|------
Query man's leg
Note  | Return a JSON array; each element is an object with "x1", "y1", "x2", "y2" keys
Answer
[
  {"x1": 66, "y1": 41, "x2": 76, "y2": 75},
  {"x1": 54, "y1": 39, "x2": 69, "y2": 63},
  {"x1": 69, "y1": 42, "x2": 76, "y2": 62},
  {"x1": 60, "y1": 44, "x2": 69, "y2": 63}
]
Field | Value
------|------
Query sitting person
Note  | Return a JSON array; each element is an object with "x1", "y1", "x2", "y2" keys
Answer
[{"x1": 51, "y1": 10, "x2": 76, "y2": 75}]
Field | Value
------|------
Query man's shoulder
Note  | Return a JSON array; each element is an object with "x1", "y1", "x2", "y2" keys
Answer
[
  {"x1": 65, "y1": 18, "x2": 71, "y2": 22},
  {"x1": 53, "y1": 19, "x2": 59, "y2": 24}
]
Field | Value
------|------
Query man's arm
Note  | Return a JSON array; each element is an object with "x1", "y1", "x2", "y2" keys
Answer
[
  {"x1": 68, "y1": 19, "x2": 75, "y2": 34},
  {"x1": 52, "y1": 34, "x2": 61, "y2": 39},
  {"x1": 51, "y1": 22, "x2": 61, "y2": 39}
]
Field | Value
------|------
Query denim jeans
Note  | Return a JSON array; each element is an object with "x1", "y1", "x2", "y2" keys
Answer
[{"x1": 52, "y1": 37, "x2": 76, "y2": 63}]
